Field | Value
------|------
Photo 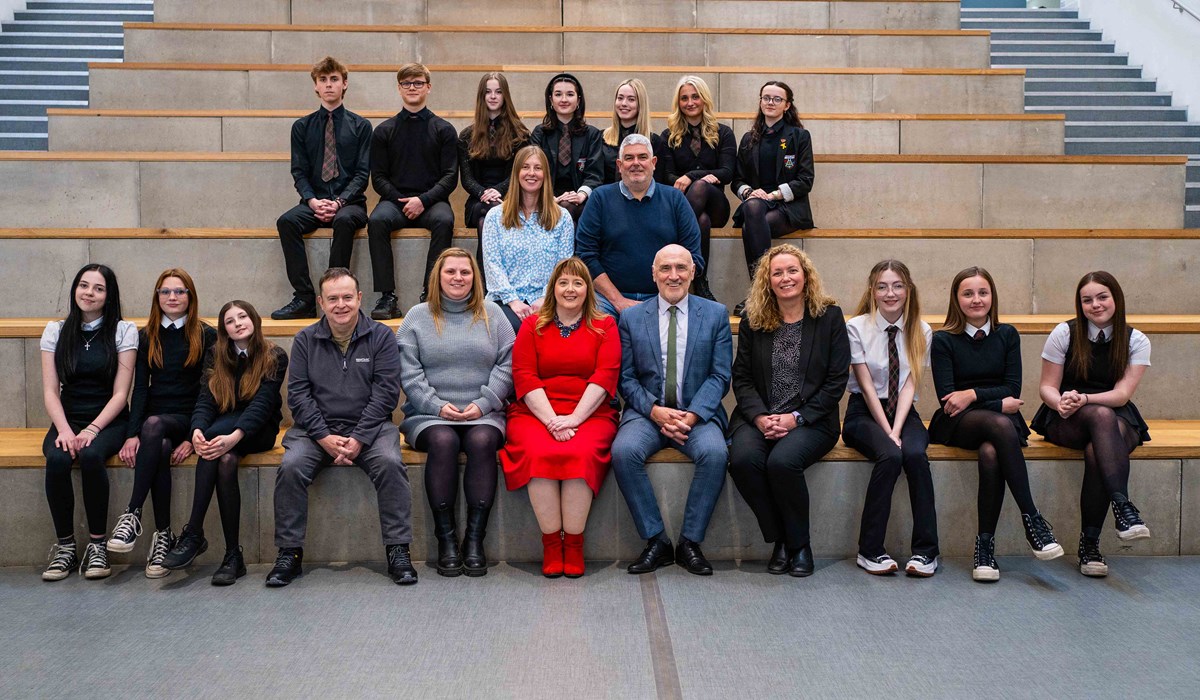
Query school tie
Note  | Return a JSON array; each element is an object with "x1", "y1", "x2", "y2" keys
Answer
[
  {"x1": 488, "y1": 119, "x2": 497, "y2": 142},
  {"x1": 1096, "y1": 330, "x2": 1107, "y2": 344},
  {"x1": 885, "y1": 325, "x2": 900, "y2": 418},
  {"x1": 321, "y1": 111, "x2": 339, "y2": 182},
  {"x1": 690, "y1": 125, "x2": 702, "y2": 157},
  {"x1": 558, "y1": 131, "x2": 572, "y2": 167},
  {"x1": 665, "y1": 306, "x2": 679, "y2": 408},
  {"x1": 973, "y1": 329, "x2": 985, "y2": 341}
]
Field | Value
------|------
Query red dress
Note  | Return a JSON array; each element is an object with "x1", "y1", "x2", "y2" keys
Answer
[{"x1": 501, "y1": 314, "x2": 621, "y2": 495}]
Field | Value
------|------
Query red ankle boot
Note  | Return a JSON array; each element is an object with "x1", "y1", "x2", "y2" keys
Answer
[
  {"x1": 563, "y1": 532, "x2": 585, "y2": 578},
  {"x1": 542, "y1": 532, "x2": 564, "y2": 578}
]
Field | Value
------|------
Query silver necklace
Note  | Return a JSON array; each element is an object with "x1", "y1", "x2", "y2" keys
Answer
[{"x1": 82, "y1": 329, "x2": 101, "y2": 351}]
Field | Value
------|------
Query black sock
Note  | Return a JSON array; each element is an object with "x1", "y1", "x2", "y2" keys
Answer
[{"x1": 57, "y1": 536, "x2": 75, "y2": 547}]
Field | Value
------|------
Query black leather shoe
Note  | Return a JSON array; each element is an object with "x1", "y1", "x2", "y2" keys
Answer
[
  {"x1": 462, "y1": 503, "x2": 491, "y2": 577},
  {"x1": 161, "y1": 524, "x2": 207, "y2": 570},
  {"x1": 270, "y1": 296, "x2": 317, "y2": 320},
  {"x1": 787, "y1": 544, "x2": 814, "y2": 578},
  {"x1": 627, "y1": 537, "x2": 674, "y2": 574},
  {"x1": 265, "y1": 547, "x2": 303, "y2": 587},
  {"x1": 733, "y1": 300, "x2": 747, "y2": 316},
  {"x1": 675, "y1": 538, "x2": 713, "y2": 576},
  {"x1": 387, "y1": 544, "x2": 418, "y2": 585},
  {"x1": 692, "y1": 276, "x2": 717, "y2": 302},
  {"x1": 370, "y1": 292, "x2": 400, "y2": 320},
  {"x1": 430, "y1": 505, "x2": 463, "y2": 577},
  {"x1": 766, "y1": 541, "x2": 788, "y2": 575},
  {"x1": 211, "y1": 546, "x2": 246, "y2": 586}
]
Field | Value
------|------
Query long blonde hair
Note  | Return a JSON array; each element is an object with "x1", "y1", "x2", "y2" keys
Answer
[
  {"x1": 426, "y1": 247, "x2": 490, "y2": 334},
  {"x1": 745, "y1": 244, "x2": 836, "y2": 332},
  {"x1": 499, "y1": 145, "x2": 562, "y2": 232},
  {"x1": 666, "y1": 75, "x2": 720, "y2": 149},
  {"x1": 535, "y1": 257, "x2": 607, "y2": 335},
  {"x1": 854, "y1": 259, "x2": 926, "y2": 387},
  {"x1": 602, "y1": 78, "x2": 652, "y2": 147}
]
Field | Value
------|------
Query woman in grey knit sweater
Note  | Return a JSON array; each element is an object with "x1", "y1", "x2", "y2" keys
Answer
[{"x1": 397, "y1": 248, "x2": 516, "y2": 577}]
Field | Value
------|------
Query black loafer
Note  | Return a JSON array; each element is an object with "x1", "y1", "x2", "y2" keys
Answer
[
  {"x1": 627, "y1": 538, "x2": 674, "y2": 574},
  {"x1": 766, "y1": 541, "x2": 788, "y2": 575},
  {"x1": 787, "y1": 544, "x2": 814, "y2": 578},
  {"x1": 675, "y1": 538, "x2": 713, "y2": 576}
]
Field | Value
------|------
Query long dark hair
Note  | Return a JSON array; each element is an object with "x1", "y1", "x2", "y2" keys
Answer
[
  {"x1": 468, "y1": 71, "x2": 529, "y2": 160},
  {"x1": 1069, "y1": 271, "x2": 1129, "y2": 382},
  {"x1": 209, "y1": 301, "x2": 278, "y2": 413},
  {"x1": 941, "y1": 266, "x2": 1000, "y2": 335},
  {"x1": 57, "y1": 263, "x2": 123, "y2": 382},
  {"x1": 541, "y1": 73, "x2": 588, "y2": 136},
  {"x1": 748, "y1": 80, "x2": 802, "y2": 147}
]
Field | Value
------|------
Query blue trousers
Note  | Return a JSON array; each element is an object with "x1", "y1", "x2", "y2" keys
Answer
[
  {"x1": 611, "y1": 413, "x2": 728, "y2": 543},
  {"x1": 596, "y1": 291, "x2": 656, "y2": 318}
]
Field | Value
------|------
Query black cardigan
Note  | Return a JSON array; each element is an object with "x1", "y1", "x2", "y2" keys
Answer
[
  {"x1": 731, "y1": 123, "x2": 815, "y2": 229},
  {"x1": 191, "y1": 345, "x2": 288, "y2": 440},
  {"x1": 730, "y1": 305, "x2": 850, "y2": 436}
]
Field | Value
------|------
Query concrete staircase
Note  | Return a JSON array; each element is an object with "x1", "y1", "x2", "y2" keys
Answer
[
  {"x1": 962, "y1": 6, "x2": 1200, "y2": 227},
  {"x1": 0, "y1": 0, "x2": 151, "y2": 150}
]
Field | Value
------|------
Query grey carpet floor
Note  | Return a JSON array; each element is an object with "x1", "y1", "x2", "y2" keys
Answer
[{"x1": 3, "y1": 556, "x2": 1199, "y2": 699}]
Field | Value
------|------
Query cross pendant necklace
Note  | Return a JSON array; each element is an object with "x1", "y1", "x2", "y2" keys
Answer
[{"x1": 82, "y1": 330, "x2": 100, "y2": 351}]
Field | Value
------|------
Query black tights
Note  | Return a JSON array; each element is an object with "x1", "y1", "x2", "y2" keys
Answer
[
  {"x1": 127, "y1": 413, "x2": 188, "y2": 529},
  {"x1": 946, "y1": 410, "x2": 1037, "y2": 535},
  {"x1": 683, "y1": 180, "x2": 730, "y2": 275},
  {"x1": 415, "y1": 424, "x2": 502, "y2": 511},
  {"x1": 1043, "y1": 405, "x2": 1139, "y2": 531},
  {"x1": 187, "y1": 452, "x2": 241, "y2": 550},
  {"x1": 739, "y1": 198, "x2": 798, "y2": 272}
]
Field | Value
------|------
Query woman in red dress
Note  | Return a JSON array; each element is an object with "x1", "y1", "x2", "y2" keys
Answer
[{"x1": 502, "y1": 256, "x2": 620, "y2": 578}]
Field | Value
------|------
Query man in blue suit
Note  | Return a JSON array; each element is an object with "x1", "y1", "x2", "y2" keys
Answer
[{"x1": 612, "y1": 244, "x2": 732, "y2": 576}]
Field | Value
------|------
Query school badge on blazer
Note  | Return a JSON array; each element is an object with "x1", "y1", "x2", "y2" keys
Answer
[
  {"x1": 784, "y1": 154, "x2": 796, "y2": 170},
  {"x1": 577, "y1": 158, "x2": 587, "y2": 172}
]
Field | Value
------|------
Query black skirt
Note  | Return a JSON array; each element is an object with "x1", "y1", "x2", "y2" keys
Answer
[
  {"x1": 1030, "y1": 400, "x2": 1151, "y2": 446},
  {"x1": 927, "y1": 406, "x2": 1030, "y2": 447}
]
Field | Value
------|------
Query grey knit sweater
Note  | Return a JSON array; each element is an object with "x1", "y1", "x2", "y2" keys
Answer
[{"x1": 396, "y1": 294, "x2": 515, "y2": 442}]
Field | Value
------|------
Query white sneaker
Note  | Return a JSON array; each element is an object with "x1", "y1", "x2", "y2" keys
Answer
[
  {"x1": 42, "y1": 542, "x2": 78, "y2": 582},
  {"x1": 107, "y1": 509, "x2": 142, "y2": 553},
  {"x1": 856, "y1": 553, "x2": 898, "y2": 575},
  {"x1": 905, "y1": 554, "x2": 939, "y2": 578},
  {"x1": 80, "y1": 541, "x2": 111, "y2": 580},
  {"x1": 145, "y1": 528, "x2": 174, "y2": 579}
]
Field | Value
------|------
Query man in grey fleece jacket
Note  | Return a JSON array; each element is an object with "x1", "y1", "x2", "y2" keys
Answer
[{"x1": 267, "y1": 268, "x2": 416, "y2": 587}]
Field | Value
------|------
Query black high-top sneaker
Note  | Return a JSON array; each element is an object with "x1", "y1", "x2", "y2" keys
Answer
[
  {"x1": 1021, "y1": 512, "x2": 1064, "y2": 560},
  {"x1": 972, "y1": 533, "x2": 999, "y2": 582},
  {"x1": 42, "y1": 541, "x2": 78, "y2": 582},
  {"x1": 107, "y1": 508, "x2": 142, "y2": 553},
  {"x1": 145, "y1": 528, "x2": 174, "y2": 579},
  {"x1": 1078, "y1": 532, "x2": 1108, "y2": 578},
  {"x1": 81, "y1": 540, "x2": 112, "y2": 580},
  {"x1": 1112, "y1": 495, "x2": 1150, "y2": 540}
]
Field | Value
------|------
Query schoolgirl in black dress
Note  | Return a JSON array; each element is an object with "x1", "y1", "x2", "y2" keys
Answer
[
  {"x1": 928, "y1": 266, "x2": 1062, "y2": 582},
  {"x1": 600, "y1": 78, "x2": 663, "y2": 185},
  {"x1": 529, "y1": 73, "x2": 604, "y2": 224},
  {"x1": 660, "y1": 75, "x2": 737, "y2": 301},
  {"x1": 163, "y1": 301, "x2": 288, "y2": 586},
  {"x1": 1034, "y1": 271, "x2": 1151, "y2": 577},
  {"x1": 731, "y1": 81, "x2": 814, "y2": 313},
  {"x1": 40, "y1": 264, "x2": 137, "y2": 581},
  {"x1": 457, "y1": 71, "x2": 530, "y2": 284},
  {"x1": 109, "y1": 268, "x2": 216, "y2": 579}
]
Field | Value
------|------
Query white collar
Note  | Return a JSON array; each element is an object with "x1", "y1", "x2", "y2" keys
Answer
[
  {"x1": 236, "y1": 347, "x2": 249, "y2": 358},
  {"x1": 1086, "y1": 321, "x2": 1114, "y2": 342},
  {"x1": 657, "y1": 294, "x2": 689, "y2": 316},
  {"x1": 965, "y1": 320, "x2": 991, "y2": 337},
  {"x1": 161, "y1": 316, "x2": 186, "y2": 329},
  {"x1": 81, "y1": 317, "x2": 103, "y2": 331},
  {"x1": 874, "y1": 312, "x2": 904, "y2": 333}
]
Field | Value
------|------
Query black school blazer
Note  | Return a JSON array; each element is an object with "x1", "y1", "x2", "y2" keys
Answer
[
  {"x1": 731, "y1": 123, "x2": 815, "y2": 229},
  {"x1": 530, "y1": 123, "x2": 604, "y2": 195},
  {"x1": 729, "y1": 304, "x2": 849, "y2": 436}
]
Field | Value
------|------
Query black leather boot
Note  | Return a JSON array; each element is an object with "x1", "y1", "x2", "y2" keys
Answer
[
  {"x1": 431, "y1": 505, "x2": 463, "y2": 577},
  {"x1": 462, "y1": 502, "x2": 491, "y2": 577}
]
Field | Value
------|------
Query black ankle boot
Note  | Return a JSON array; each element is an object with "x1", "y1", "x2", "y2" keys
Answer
[
  {"x1": 431, "y1": 505, "x2": 463, "y2": 577},
  {"x1": 462, "y1": 502, "x2": 491, "y2": 577}
]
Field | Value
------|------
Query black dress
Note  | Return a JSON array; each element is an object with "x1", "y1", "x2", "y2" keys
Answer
[{"x1": 927, "y1": 324, "x2": 1031, "y2": 446}]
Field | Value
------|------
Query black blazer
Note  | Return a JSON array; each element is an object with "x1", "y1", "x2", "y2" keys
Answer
[
  {"x1": 659, "y1": 123, "x2": 737, "y2": 188},
  {"x1": 730, "y1": 305, "x2": 850, "y2": 436},
  {"x1": 731, "y1": 123, "x2": 815, "y2": 229},
  {"x1": 530, "y1": 123, "x2": 604, "y2": 195}
]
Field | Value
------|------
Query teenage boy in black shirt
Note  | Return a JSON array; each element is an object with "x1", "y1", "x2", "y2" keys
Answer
[
  {"x1": 272, "y1": 56, "x2": 372, "y2": 321},
  {"x1": 366, "y1": 62, "x2": 458, "y2": 319}
]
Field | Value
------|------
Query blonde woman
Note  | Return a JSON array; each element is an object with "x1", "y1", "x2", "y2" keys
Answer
[{"x1": 601, "y1": 78, "x2": 663, "y2": 184}]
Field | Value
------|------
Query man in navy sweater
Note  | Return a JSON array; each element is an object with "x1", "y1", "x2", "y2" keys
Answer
[{"x1": 575, "y1": 134, "x2": 704, "y2": 316}]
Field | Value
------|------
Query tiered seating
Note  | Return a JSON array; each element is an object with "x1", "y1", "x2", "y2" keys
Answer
[{"x1": 1, "y1": 0, "x2": 1195, "y2": 566}]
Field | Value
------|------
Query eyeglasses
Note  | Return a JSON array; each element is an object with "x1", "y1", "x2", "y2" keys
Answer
[
  {"x1": 760, "y1": 96, "x2": 786, "y2": 105},
  {"x1": 158, "y1": 288, "x2": 189, "y2": 297},
  {"x1": 875, "y1": 283, "x2": 907, "y2": 293},
  {"x1": 399, "y1": 80, "x2": 428, "y2": 89}
]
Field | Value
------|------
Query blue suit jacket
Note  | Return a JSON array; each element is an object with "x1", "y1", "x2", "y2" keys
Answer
[{"x1": 617, "y1": 294, "x2": 732, "y2": 430}]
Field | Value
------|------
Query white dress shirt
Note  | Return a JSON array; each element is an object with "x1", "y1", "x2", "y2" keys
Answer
[
  {"x1": 657, "y1": 294, "x2": 689, "y2": 408},
  {"x1": 846, "y1": 313, "x2": 932, "y2": 401},
  {"x1": 1041, "y1": 321, "x2": 1151, "y2": 366}
]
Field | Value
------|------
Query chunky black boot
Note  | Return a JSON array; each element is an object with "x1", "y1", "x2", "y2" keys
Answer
[
  {"x1": 462, "y1": 502, "x2": 491, "y2": 577},
  {"x1": 431, "y1": 505, "x2": 463, "y2": 577}
]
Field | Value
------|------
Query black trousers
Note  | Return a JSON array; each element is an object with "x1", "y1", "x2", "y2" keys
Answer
[
  {"x1": 728, "y1": 421, "x2": 838, "y2": 549},
  {"x1": 841, "y1": 394, "x2": 939, "y2": 558},
  {"x1": 44, "y1": 419, "x2": 127, "y2": 538},
  {"x1": 366, "y1": 199, "x2": 454, "y2": 294},
  {"x1": 276, "y1": 202, "x2": 368, "y2": 301}
]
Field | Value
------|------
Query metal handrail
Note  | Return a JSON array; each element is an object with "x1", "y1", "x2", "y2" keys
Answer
[{"x1": 1172, "y1": 0, "x2": 1200, "y2": 24}]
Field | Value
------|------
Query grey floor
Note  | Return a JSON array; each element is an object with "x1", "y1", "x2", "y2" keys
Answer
[{"x1": 3, "y1": 556, "x2": 1200, "y2": 699}]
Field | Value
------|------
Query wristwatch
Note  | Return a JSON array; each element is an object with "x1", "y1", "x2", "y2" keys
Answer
[{"x1": 791, "y1": 411, "x2": 804, "y2": 425}]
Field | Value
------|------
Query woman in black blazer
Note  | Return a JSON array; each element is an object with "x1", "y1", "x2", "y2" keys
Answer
[
  {"x1": 727, "y1": 244, "x2": 849, "y2": 578},
  {"x1": 929, "y1": 266, "x2": 1062, "y2": 583},
  {"x1": 529, "y1": 72, "x2": 604, "y2": 224},
  {"x1": 660, "y1": 75, "x2": 737, "y2": 302},
  {"x1": 600, "y1": 78, "x2": 664, "y2": 185},
  {"x1": 731, "y1": 81, "x2": 815, "y2": 313},
  {"x1": 457, "y1": 71, "x2": 530, "y2": 285}
]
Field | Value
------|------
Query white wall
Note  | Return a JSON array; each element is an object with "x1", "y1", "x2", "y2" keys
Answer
[
  {"x1": 1071, "y1": 0, "x2": 1200, "y2": 122},
  {"x1": 0, "y1": 0, "x2": 25, "y2": 23}
]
